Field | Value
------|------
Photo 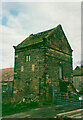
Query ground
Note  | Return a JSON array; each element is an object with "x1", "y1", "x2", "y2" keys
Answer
[{"x1": 3, "y1": 103, "x2": 82, "y2": 119}]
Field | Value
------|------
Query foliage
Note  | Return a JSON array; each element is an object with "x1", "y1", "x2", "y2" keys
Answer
[
  {"x1": 40, "y1": 99, "x2": 52, "y2": 105},
  {"x1": 2, "y1": 100, "x2": 39, "y2": 116}
]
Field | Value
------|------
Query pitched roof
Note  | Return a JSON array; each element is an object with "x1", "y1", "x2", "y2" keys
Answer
[
  {"x1": 15, "y1": 24, "x2": 72, "y2": 51},
  {"x1": 75, "y1": 66, "x2": 81, "y2": 70},
  {"x1": 15, "y1": 26, "x2": 56, "y2": 49},
  {"x1": 73, "y1": 66, "x2": 83, "y2": 76},
  {"x1": 0, "y1": 68, "x2": 14, "y2": 82}
]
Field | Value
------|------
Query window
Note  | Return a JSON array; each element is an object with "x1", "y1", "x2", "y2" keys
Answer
[
  {"x1": 29, "y1": 56, "x2": 30, "y2": 61},
  {"x1": 25, "y1": 55, "x2": 30, "y2": 62},
  {"x1": 21, "y1": 66, "x2": 24, "y2": 72},
  {"x1": 2, "y1": 85, "x2": 7, "y2": 93},
  {"x1": 26, "y1": 81, "x2": 30, "y2": 89},
  {"x1": 32, "y1": 64, "x2": 35, "y2": 71},
  {"x1": 59, "y1": 65, "x2": 63, "y2": 79},
  {"x1": 27, "y1": 82, "x2": 29, "y2": 86},
  {"x1": 26, "y1": 82, "x2": 29, "y2": 89},
  {"x1": 26, "y1": 56, "x2": 28, "y2": 62}
]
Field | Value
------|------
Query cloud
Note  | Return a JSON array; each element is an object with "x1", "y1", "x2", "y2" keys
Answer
[
  {"x1": 1, "y1": 2, "x2": 81, "y2": 69},
  {"x1": 0, "y1": 25, "x2": 25, "y2": 69}
]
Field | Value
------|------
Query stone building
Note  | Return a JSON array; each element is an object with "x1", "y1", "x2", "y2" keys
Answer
[
  {"x1": 73, "y1": 66, "x2": 83, "y2": 92},
  {"x1": 0, "y1": 68, "x2": 14, "y2": 94},
  {"x1": 13, "y1": 24, "x2": 73, "y2": 101}
]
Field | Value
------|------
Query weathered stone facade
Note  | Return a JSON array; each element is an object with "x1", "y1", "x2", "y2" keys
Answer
[
  {"x1": 13, "y1": 24, "x2": 73, "y2": 101},
  {"x1": 73, "y1": 66, "x2": 83, "y2": 91}
]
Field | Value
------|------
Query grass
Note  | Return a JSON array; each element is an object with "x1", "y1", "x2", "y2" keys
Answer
[
  {"x1": 2, "y1": 101, "x2": 82, "y2": 118},
  {"x1": 2, "y1": 101, "x2": 40, "y2": 116},
  {"x1": 2, "y1": 96, "x2": 82, "y2": 117}
]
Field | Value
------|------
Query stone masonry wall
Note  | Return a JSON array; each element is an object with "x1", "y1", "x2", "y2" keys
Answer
[
  {"x1": 13, "y1": 27, "x2": 73, "y2": 101},
  {"x1": 14, "y1": 46, "x2": 45, "y2": 100},
  {"x1": 44, "y1": 47, "x2": 73, "y2": 101}
]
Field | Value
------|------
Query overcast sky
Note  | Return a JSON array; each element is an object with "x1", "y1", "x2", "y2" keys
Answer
[{"x1": 0, "y1": 1, "x2": 81, "y2": 69}]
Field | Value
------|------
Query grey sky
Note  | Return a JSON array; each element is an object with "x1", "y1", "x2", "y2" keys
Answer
[{"x1": 1, "y1": 2, "x2": 81, "y2": 69}]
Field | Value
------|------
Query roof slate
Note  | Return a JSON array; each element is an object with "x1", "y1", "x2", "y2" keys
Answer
[
  {"x1": 0, "y1": 68, "x2": 14, "y2": 82},
  {"x1": 16, "y1": 25, "x2": 55, "y2": 49},
  {"x1": 15, "y1": 24, "x2": 72, "y2": 51}
]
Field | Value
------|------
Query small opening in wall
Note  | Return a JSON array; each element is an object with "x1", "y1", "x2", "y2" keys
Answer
[
  {"x1": 32, "y1": 64, "x2": 35, "y2": 71},
  {"x1": 59, "y1": 65, "x2": 63, "y2": 79},
  {"x1": 26, "y1": 56, "x2": 28, "y2": 62},
  {"x1": 21, "y1": 66, "x2": 24, "y2": 72},
  {"x1": 25, "y1": 55, "x2": 30, "y2": 62},
  {"x1": 29, "y1": 56, "x2": 30, "y2": 61}
]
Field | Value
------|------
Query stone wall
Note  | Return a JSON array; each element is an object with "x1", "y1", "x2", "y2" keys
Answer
[
  {"x1": 14, "y1": 45, "x2": 45, "y2": 100},
  {"x1": 73, "y1": 76, "x2": 82, "y2": 91},
  {"x1": 13, "y1": 31, "x2": 73, "y2": 101},
  {"x1": 44, "y1": 47, "x2": 73, "y2": 101}
]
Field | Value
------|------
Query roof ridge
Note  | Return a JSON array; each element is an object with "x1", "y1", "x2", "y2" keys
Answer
[
  {"x1": 33, "y1": 24, "x2": 61, "y2": 36},
  {"x1": 15, "y1": 26, "x2": 59, "y2": 49},
  {"x1": 15, "y1": 24, "x2": 72, "y2": 52}
]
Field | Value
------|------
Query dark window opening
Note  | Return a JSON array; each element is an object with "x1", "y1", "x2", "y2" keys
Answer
[{"x1": 2, "y1": 85, "x2": 7, "y2": 93}]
